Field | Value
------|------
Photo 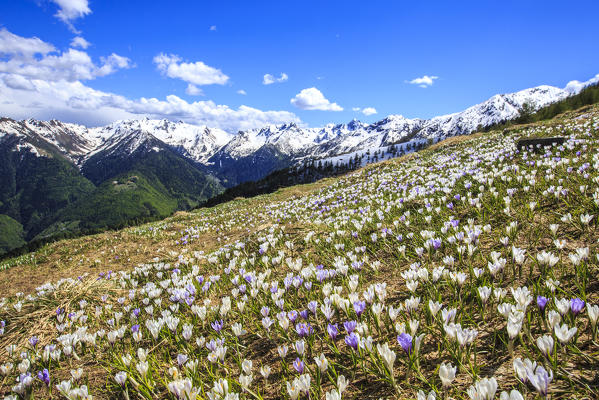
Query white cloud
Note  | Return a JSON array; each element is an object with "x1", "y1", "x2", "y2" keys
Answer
[
  {"x1": 352, "y1": 106, "x2": 377, "y2": 115},
  {"x1": 237, "y1": 89, "x2": 247, "y2": 95},
  {"x1": 263, "y1": 73, "x2": 288, "y2": 85},
  {"x1": 361, "y1": 107, "x2": 377, "y2": 116},
  {"x1": 407, "y1": 75, "x2": 438, "y2": 88},
  {"x1": 0, "y1": 29, "x2": 132, "y2": 84},
  {"x1": 0, "y1": 29, "x2": 55, "y2": 56},
  {"x1": 290, "y1": 87, "x2": 343, "y2": 111},
  {"x1": 0, "y1": 78, "x2": 301, "y2": 132},
  {"x1": 185, "y1": 84, "x2": 204, "y2": 96},
  {"x1": 1, "y1": 74, "x2": 36, "y2": 91},
  {"x1": 70, "y1": 36, "x2": 90, "y2": 49},
  {"x1": 0, "y1": 47, "x2": 132, "y2": 82},
  {"x1": 210, "y1": 25, "x2": 217, "y2": 31},
  {"x1": 0, "y1": 29, "x2": 300, "y2": 133},
  {"x1": 50, "y1": 0, "x2": 91, "y2": 32},
  {"x1": 153, "y1": 53, "x2": 229, "y2": 86},
  {"x1": 564, "y1": 73, "x2": 599, "y2": 94}
]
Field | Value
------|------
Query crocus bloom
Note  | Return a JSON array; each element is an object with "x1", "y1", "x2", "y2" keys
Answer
[
  {"x1": 343, "y1": 320, "x2": 357, "y2": 333},
  {"x1": 536, "y1": 296, "x2": 548, "y2": 311},
  {"x1": 345, "y1": 332, "x2": 359, "y2": 350},
  {"x1": 353, "y1": 301, "x2": 366, "y2": 317},
  {"x1": 295, "y1": 322, "x2": 312, "y2": 338},
  {"x1": 288, "y1": 310, "x2": 299, "y2": 322},
  {"x1": 327, "y1": 323, "x2": 338, "y2": 340},
  {"x1": 293, "y1": 357, "x2": 305, "y2": 373},
  {"x1": 554, "y1": 323, "x2": 577, "y2": 343},
  {"x1": 211, "y1": 320, "x2": 224, "y2": 333},
  {"x1": 37, "y1": 369, "x2": 50, "y2": 386},
  {"x1": 439, "y1": 362, "x2": 456, "y2": 387},
  {"x1": 527, "y1": 366, "x2": 553, "y2": 397},
  {"x1": 570, "y1": 298, "x2": 585, "y2": 316},
  {"x1": 114, "y1": 371, "x2": 127, "y2": 387},
  {"x1": 397, "y1": 333, "x2": 413, "y2": 355}
]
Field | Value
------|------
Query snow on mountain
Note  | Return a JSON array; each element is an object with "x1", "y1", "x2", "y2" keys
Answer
[
  {"x1": 217, "y1": 83, "x2": 577, "y2": 164},
  {"x1": 0, "y1": 117, "x2": 98, "y2": 161},
  {"x1": 0, "y1": 77, "x2": 594, "y2": 184},
  {"x1": 416, "y1": 85, "x2": 572, "y2": 139},
  {"x1": 87, "y1": 118, "x2": 233, "y2": 164}
]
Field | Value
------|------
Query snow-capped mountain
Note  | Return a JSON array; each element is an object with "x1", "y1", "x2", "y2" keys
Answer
[
  {"x1": 0, "y1": 78, "x2": 593, "y2": 188},
  {"x1": 0, "y1": 117, "x2": 98, "y2": 162},
  {"x1": 212, "y1": 84, "x2": 575, "y2": 168},
  {"x1": 87, "y1": 118, "x2": 232, "y2": 164},
  {"x1": 415, "y1": 85, "x2": 571, "y2": 139}
]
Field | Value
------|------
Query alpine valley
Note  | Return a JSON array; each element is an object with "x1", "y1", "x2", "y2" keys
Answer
[{"x1": 0, "y1": 80, "x2": 592, "y2": 254}]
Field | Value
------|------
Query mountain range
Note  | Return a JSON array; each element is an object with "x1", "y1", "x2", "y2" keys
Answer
[{"x1": 0, "y1": 79, "x2": 593, "y2": 254}]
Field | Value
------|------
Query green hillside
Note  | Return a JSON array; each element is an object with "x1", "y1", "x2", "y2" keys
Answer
[{"x1": 0, "y1": 215, "x2": 26, "y2": 253}]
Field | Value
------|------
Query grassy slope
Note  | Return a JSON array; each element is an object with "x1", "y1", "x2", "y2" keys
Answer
[
  {"x1": 0, "y1": 106, "x2": 597, "y2": 399},
  {"x1": 0, "y1": 215, "x2": 26, "y2": 253}
]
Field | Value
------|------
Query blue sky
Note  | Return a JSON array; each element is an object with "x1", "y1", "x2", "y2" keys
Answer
[{"x1": 0, "y1": 0, "x2": 598, "y2": 131}]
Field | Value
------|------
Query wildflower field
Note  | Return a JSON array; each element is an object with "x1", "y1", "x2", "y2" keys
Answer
[{"x1": 1, "y1": 106, "x2": 598, "y2": 400}]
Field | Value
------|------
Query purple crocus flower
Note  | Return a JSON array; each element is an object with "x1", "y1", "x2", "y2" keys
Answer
[
  {"x1": 288, "y1": 310, "x2": 299, "y2": 323},
  {"x1": 37, "y1": 369, "x2": 50, "y2": 386},
  {"x1": 295, "y1": 322, "x2": 312, "y2": 338},
  {"x1": 131, "y1": 324, "x2": 140, "y2": 334},
  {"x1": 536, "y1": 296, "x2": 548, "y2": 312},
  {"x1": 343, "y1": 320, "x2": 357, "y2": 333},
  {"x1": 29, "y1": 336, "x2": 38, "y2": 347},
  {"x1": 353, "y1": 301, "x2": 366, "y2": 318},
  {"x1": 211, "y1": 320, "x2": 224, "y2": 333},
  {"x1": 327, "y1": 323, "x2": 338, "y2": 340},
  {"x1": 345, "y1": 332, "x2": 359, "y2": 350},
  {"x1": 133, "y1": 308, "x2": 141, "y2": 318},
  {"x1": 293, "y1": 357, "x2": 305, "y2": 373},
  {"x1": 571, "y1": 298, "x2": 585, "y2": 316},
  {"x1": 397, "y1": 333, "x2": 413, "y2": 355},
  {"x1": 308, "y1": 301, "x2": 318, "y2": 314},
  {"x1": 300, "y1": 310, "x2": 309, "y2": 320}
]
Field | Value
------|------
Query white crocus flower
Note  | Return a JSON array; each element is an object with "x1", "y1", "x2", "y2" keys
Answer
[
  {"x1": 376, "y1": 343, "x2": 396, "y2": 374},
  {"x1": 554, "y1": 323, "x2": 577, "y2": 343},
  {"x1": 513, "y1": 357, "x2": 536, "y2": 383},
  {"x1": 314, "y1": 353, "x2": 329, "y2": 373},
  {"x1": 536, "y1": 335, "x2": 554, "y2": 357},
  {"x1": 438, "y1": 362, "x2": 456, "y2": 388}
]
